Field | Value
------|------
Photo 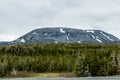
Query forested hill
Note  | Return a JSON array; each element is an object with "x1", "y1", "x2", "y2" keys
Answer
[{"x1": 0, "y1": 43, "x2": 120, "y2": 77}]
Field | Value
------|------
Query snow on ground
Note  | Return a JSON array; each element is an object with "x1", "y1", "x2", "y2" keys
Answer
[
  {"x1": 100, "y1": 32, "x2": 114, "y2": 41},
  {"x1": 77, "y1": 41, "x2": 81, "y2": 43},
  {"x1": 44, "y1": 33, "x2": 48, "y2": 36},
  {"x1": 67, "y1": 33, "x2": 69, "y2": 40},
  {"x1": 32, "y1": 32, "x2": 38, "y2": 35},
  {"x1": 96, "y1": 36, "x2": 102, "y2": 43},
  {"x1": 21, "y1": 39, "x2": 26, "y2": 43},
  {"x1": 54, "y1": 41, "x2": 58, "y2": 43},
  {"x1": 60, "y1": 28, "x2": 66, "y2": 33},
  {"x1": 91, "y1": 35, "x2": 96, "y2": 38},
  {"x1": 86, "y1": 30, "x2": 95, "y2": 33}
]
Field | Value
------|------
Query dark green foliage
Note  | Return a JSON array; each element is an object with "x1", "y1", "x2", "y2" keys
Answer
[{"x1": 0, "y1": 43, "x2": 120, "y2": 77}]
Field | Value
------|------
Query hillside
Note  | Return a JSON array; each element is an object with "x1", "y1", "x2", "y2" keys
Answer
[
  {"x1": 0, "y1": 43, "x2": 120, "y2": 77},
  {"x1": 11, "y1": 27, "x2": 120, "y2": 44}
]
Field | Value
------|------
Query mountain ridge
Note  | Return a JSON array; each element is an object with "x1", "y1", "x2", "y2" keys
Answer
[
  {"x1": 11, "y1": 27, "x2": 120, "y2": 44},
  {"x1": 0, "y1": 27, "x2": 120, "y2": 45}
]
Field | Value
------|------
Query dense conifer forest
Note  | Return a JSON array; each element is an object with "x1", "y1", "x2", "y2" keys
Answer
[{"x1": 0, "y1": 43, "x2": 120, "y2": 77}]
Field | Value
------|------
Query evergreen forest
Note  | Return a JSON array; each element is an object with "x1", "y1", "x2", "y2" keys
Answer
[{"x1": 0, "y1": 43, "x2": 120, "y2": 77}]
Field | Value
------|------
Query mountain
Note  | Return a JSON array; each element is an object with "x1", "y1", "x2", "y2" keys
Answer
[
  {"x1": 11, "y1": 27, "x2": 120, "y2": 44},
  {"x1": 0, "y1": 41, "x2": 10, "y2": 45}
]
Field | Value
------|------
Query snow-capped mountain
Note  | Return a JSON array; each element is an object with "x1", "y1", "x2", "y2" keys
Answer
[{"x1": 11, "y1": 27, "x2": 120, "y2": 44}]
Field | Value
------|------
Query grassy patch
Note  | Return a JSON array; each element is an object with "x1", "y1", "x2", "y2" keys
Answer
[
  {"x1": 5, "y1": 71, "x2": 76, "y2": 78},
  {"x1": 30, "y1": 72, "x2": 59, "y2": 78}
]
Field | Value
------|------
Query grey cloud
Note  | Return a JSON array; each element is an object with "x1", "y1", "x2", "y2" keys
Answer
[{"x1": 0, "y1": 0, "x2": 120, "y2": 41}]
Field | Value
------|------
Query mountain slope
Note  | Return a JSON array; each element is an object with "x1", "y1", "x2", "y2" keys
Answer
[
  {"x1": 12, "y1": 27, "x2": 120, "y2": 44},
  {"x1": 0, "y1": 41, "x2": 10, "y2": 45}
]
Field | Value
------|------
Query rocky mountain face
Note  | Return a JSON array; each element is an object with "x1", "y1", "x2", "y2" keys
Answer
[{"x1": 11, "y1": 27, "x2": 120, "y2": 44}]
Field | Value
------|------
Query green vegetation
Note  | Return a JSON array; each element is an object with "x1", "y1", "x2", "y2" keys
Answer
[{"x1": 0, "y1": 43, "x2": 120, "y2": 77}]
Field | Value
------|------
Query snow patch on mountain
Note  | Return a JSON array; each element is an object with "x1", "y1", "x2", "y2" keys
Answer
[
  {"x1": 67, "y1": 33, "x2": 69, "y2": 40},
  {"x1": 77, "y1": 41, "x2": 81, "y2": 43},
  {"x1": 32, "y1": 32, "x2": 39, "y2": 36},
  {"x1": 96, "y1": 36, "x2": 102, "y2": 43},
  {"x1": 60, "y1": 28, "x2": 66, "y2": 33},
  {"x1": 92, "y1": 35, "x2": 96, "y2": 38},
  {"x1": 54, "y1": 41, "x2": 58, "y2": 43},
  {"x1": 100, "y1": 32, "x2": 114, "y2": 41},
  {"x1": 21, "y1": 39, "x2": 26, "y2": 43},
  {"x1": 44, "y1": 33, "x2": 48, "y2": 36},
  {"x1": 86, "y1": 30, "x2": 94, "y2": 33}
]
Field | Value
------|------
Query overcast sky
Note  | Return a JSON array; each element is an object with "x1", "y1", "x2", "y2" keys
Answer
[{"x1": 0, "y1": 0, "x2": 120, "y2": 41}]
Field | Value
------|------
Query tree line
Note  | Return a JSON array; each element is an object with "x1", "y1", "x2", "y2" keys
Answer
[{"x1": 0, "y1": 43, "x2": 120, "y2": 77}]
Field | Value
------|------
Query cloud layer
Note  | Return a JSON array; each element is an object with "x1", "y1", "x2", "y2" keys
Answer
[{"x1": 0, "y1": 0, "x2": 120, "y2": 41}]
